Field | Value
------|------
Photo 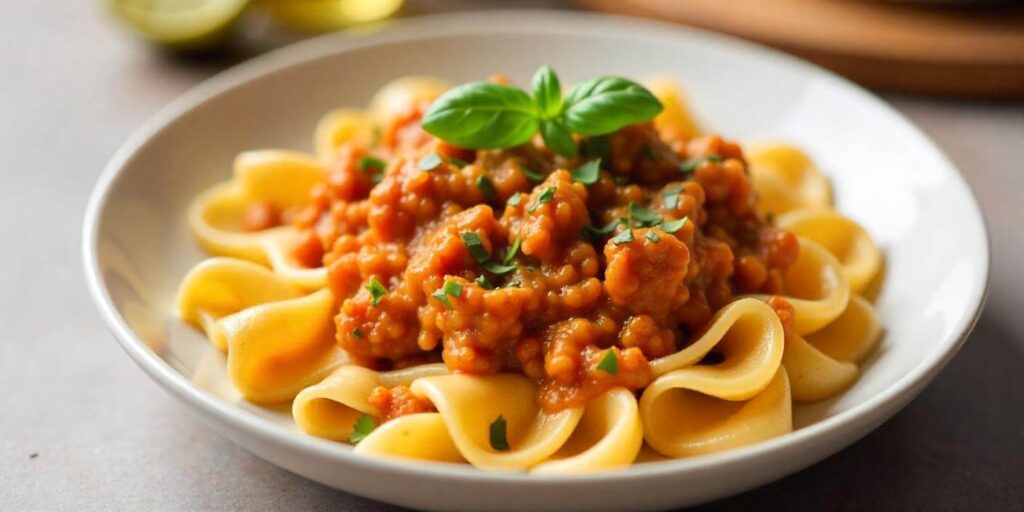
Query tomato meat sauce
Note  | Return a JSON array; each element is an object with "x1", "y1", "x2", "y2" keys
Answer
[{"x1": 279, "y1": 95, "x2": 799, "y2": 414}]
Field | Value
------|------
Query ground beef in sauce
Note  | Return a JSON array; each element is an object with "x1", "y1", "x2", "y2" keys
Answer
[{"x1": 275, "y1": 91, "x2": 799, "y2": 413}]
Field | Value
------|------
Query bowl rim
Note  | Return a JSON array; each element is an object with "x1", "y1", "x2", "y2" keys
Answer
[{"x1": 82, "y1": 9, "x2": 990, "y2": 484}]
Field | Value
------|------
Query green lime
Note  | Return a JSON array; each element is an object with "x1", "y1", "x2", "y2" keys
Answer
[{"x1": 110, "y1": 0, "x2": 251, "y2": 51}]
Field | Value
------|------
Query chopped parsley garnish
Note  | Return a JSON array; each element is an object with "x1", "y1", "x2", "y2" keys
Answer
[
  {"x1": 580, "y1": 135, "x2": 610, "y2": 160},
  {"x1": 449, "y1": 156, "x2": 469, "y2": 168},
  {"x1": 661, "y1": 216, "x2": 689, "y2": 234},
  {"x1": 527, "y1": 186, "x2": 556, "y2": 213},
  {"x1": 349, "y1": 414, "x2": 376, "y2": 444},
  {"x1": 432, "y1": 278, "x2": 463, "y2": 309},
  {"x1": 476, "y1": 175, "x2": 497, "y2": 198},
  {"x1": 504, "y1": 236, "x2": 522, "y2": 264},
  {"x1": 418, "y1": 152, "x2": 443, "y2": 171},
  {"x1": 581, "y1": 218, "x2": 624, "y2": 240},
  {"x1": 366, "y1": 276, "x2": 387, "y2": 306},
  {"x1": 570, "y1": 159, "x2": 601, "y2": 185},
  {"x1": 507, "y1": 192, "x2": 523, "y2": 206},
  {"x1": 611, "y1": 229, "x2": 634, "y2": 245},
  {"x1": 628, "y1": 202, "x2": 662, "y2": 227},
  {"x1": 614, "y1": 176, "x2": 630, "y2": 186},
  {"x1": 489, "y1": 414, "x2": 510, "y2": 451},
  {"x1": 597, "y1": 349, "x2": 618, "y2": 375},
  {"x1": 518, "y1": 166, "x2": 546, "y2": 183},
  {"x1": 358, "y1": 155, "x2": 386, "y2": 172},
  {"x1": 352, "y1": 328, "x2": 363, "y2": 339},
  {"x1": 679, "y1": 154, "x2": 723, "y2": 174},
  {"x1": 475, "y1": 275, "x2": 495, "y2": 290},
  {"x1": 662, "y1": 187, "x2": 681, "y2": 209},
  {"x1": 460, "y1": 232, "x2": 518, "y2": 274},
  {"x1": 645, "y1": 230, "x2": 660, "y2": 243},
  {"x1": 29, "y1": 453, "x2": 38, "y2": 459}
]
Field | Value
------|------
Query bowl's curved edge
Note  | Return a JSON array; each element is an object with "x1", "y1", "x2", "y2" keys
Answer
[{"x1": 81, "y1": 8, "x2": 992, "y2": 508}]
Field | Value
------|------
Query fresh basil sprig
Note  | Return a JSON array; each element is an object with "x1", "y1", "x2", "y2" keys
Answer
[{"x1": 421, "y1": 66, "x2": 662, "y2": 158}]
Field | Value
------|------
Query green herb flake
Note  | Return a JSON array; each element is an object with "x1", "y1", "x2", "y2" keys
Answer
[
  {"x1": 527, "y1": 186, "x2": 556, "y2": 213},
  {"x1": 352, "y1": 328, "x2": 363, "y2": 339},
  {"x1": 475, "y1": 275, "x2": 495, "y2": 290},
  {"x1": 614, "y1": 176, "x2": 630, "y2": 186},
  {"x1": 581, "y1": 218, "x2": 624, "y2": 240},
  {"x1": 504, "y1": 236, "x2": 522, "y2": 264},
  {"x1": 418, "y1": 152, "x2": 444, "y2": 171},
  {"x1": 662, "y1": 187, "x2": 681, "y2": 209},
  {"x1": 29, "y1": 453, "x2": 38, "y2": 459},
  {"x1": 358, "y1": 155, "x2": 386, "y2": 173},
  {"x1": 489, "y1": 414, "x2": 510, "y2": 451},
  {"x1": 476, "y1": 175, "x2": 497, "y2": 199},
  {"x1": 449, "y1": 156, "x2": 469, "y2": 168},
  {"x1": 661, "y1": 216, "x2": 689, "y2": 234},
  {"x1": 349, "y1": 414, "x2": 377, "y2": 444},
  {"x1": 432, "y1": 278, "x2": 463, "y2": 309},
  {"x1": 679, "y1": 154, "x2": 723, "y2": 174},
  {"x1": 611, "y1": 229, "x2": 634, "y2": 245},
  {"x1": 507, "y1": 192, "x2": 523, "y2": 206},
  {"x1": 645, "y1": 230, "x2": 660, "y2": 243},
  {"x1": 370, "y1": 172, "x2": 384, "y2": 185},
  {"x1": 366, "y1": 276, "x2": 387, "y2": 306},
  {"x1": 571, "y1": 159, "x2": 601, "y2": 185},
  {"x1": 461, "y1": 232, "x2": 517, "y2": 275},
  {"x1": 628, "y1": 202, "x2": 662, "y2": 227},
  {"x1": 597, "y1": 349, "x2": 618, "y2": 375},
  {"x1": 518, "y1": 166, "x2": 546, "y2": 183}
]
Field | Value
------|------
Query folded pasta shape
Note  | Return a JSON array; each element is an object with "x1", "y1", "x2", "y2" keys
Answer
[
  {"x1": 649, "y1": 298, "x2": 784, "y2": 396},
  {"x1": 368, "y1": 76, "x2": 451, "y2": 123},
  {"x1": 314, "y1": 108, "x2": 373, "y2": 162},
  {"x1": 293, "y1": 364, "x2": 448, "y2": 441},
  {"x1": 640, "y1": 367, "x2": 792, "y2": 458},
  {"x1": 644, "y1": 75, "x2": 701, "y2": 138},
  {"x1": 531, "y1": 388, "x2": 643, "y2": 475},
  {"x1": 782, "y1": 334, "x2": 859, "y2": 403},
  {"x1": 777, "y1": 209, "x2": 882, "y2": 294},
  {"x1": 354, "y1": 413, "x2": 464, "y2": 463},
  {"x1": 220, "y1": 288, "x2": 343, "y2": 403},
  {"x1": 806, "y1": 295, "x2": 881, "y2": 364},
  {"x1": 751, "y1": 237, "x2": 850, "y2": 335},
  {"x1": 176, "y1": 257, "x2": 303, "y2": 351},
  {"x1": 408, "y1": 374, "x2": 584, "y2": 471},
  {"x1": 187, "y1": 150, "x2": 329, "y2": 289},
  {"x1": 747, "y1": 144, "x2": 832, "y2": 215}
]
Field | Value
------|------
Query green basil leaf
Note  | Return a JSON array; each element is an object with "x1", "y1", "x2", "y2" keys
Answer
[
  {"x1": 563, "y1": 77, "x2": 662, "y2": 136},
  {"x1": 421, "y1": 82, "x2": 539, "y2": 149},
  {"x1": 418, "y1": 152, "x2": 443, "y2": 171},
  {"x1": 476, "y1": 175, "x2": 497, "y2": 199},
  {"x1": 475, "y1": 275, "x2": 495, "y2": 290},
  {"x1": 581, "y1": 217, "x2": 624, "y2": 241},
  {"x1": 366, "y1": 276, "x2": 387, "y2": 306},
  {"x1": 645, "y1": 230, "x2": 660, "y2": 243},
  {"x1": 504, "y1": 236, "x2": 522, "y2": 264},
  {"x1": 528, "y1": 186, "x2": 556, "y2": 213},
  {"x1": 662, "y1": 186, "x2": 681, "y2": 209},
  {"x1": 518, "y1": 166, "x2": 546, "y2": 183},
  {"x1": 532, "y1": 65, "x2": 563, "y2": 119},
  {"x1": 507, "y1": 192, "x2": 523, "y2": 206},
  {"x1": 539, "y1": 119, "x2": 577, "y2": 158},
  {"x1": 571, "y1": 159, "x2": 601, "y2": 185}
]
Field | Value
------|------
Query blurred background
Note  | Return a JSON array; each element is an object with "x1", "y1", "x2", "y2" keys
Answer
[
  {"x1": 105, "y1": 0, "x2": 1024, "y2": 97},
  {"x1": 2, "y1": 1, "x2": 1021, "y2": 511}
]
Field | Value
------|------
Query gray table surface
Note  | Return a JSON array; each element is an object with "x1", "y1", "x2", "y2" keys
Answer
[{"x1": 2, "y1": 1, "x2": 1022, "y2": 510}]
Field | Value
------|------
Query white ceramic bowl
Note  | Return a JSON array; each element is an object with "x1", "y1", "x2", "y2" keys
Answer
[{"x1": 82, "y1": 11, "x2": 989, "y2": 511}]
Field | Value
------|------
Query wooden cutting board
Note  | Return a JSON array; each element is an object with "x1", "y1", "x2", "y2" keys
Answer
[{"x1": 579, "y1": 0, "x2": 1024, "y2": 98}]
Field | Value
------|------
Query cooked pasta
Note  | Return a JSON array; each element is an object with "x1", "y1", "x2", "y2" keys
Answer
[{"x1": 175, "y1": 69, "x2": 882, "y2": 473}]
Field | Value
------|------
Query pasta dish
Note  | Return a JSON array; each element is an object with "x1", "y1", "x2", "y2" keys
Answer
[{"x1": 176, "y1": 66, "x2": 882, "y2": 473}]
